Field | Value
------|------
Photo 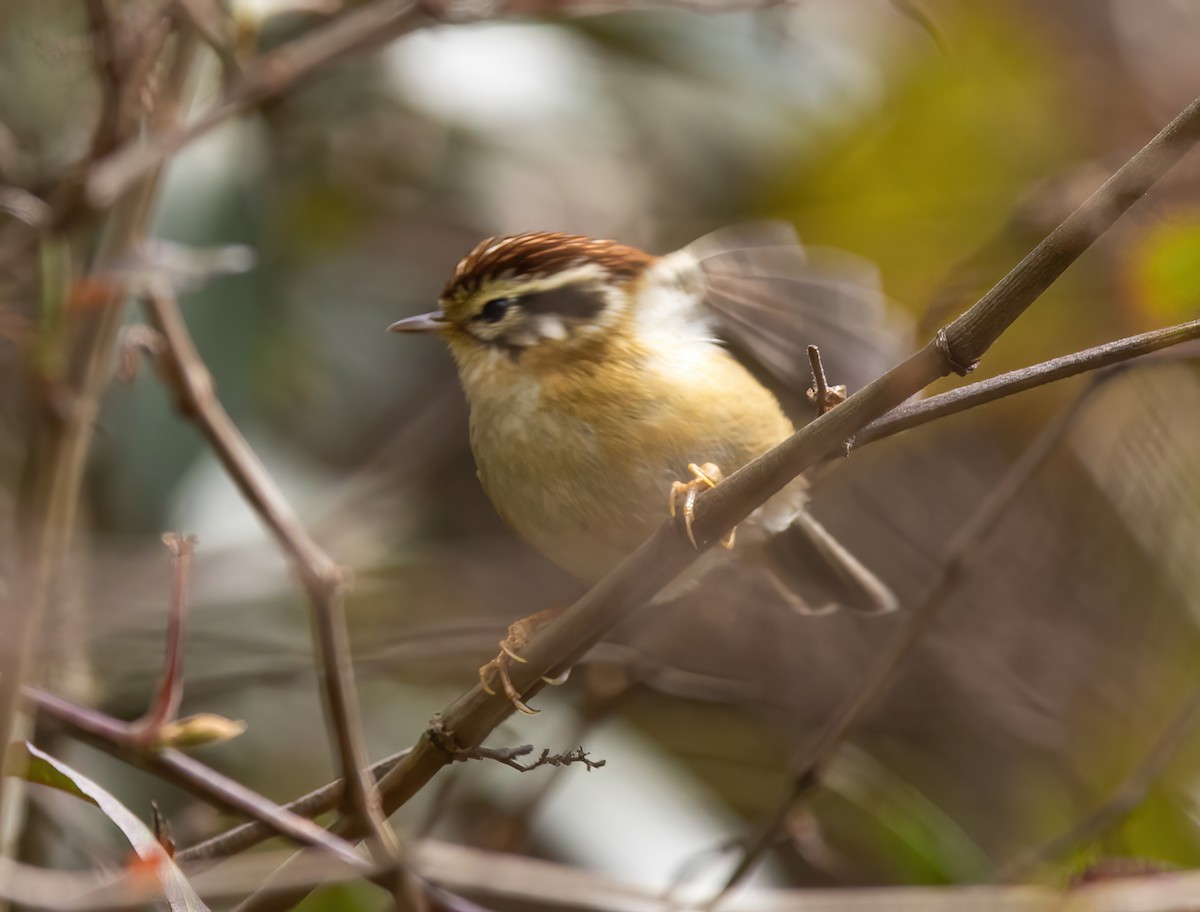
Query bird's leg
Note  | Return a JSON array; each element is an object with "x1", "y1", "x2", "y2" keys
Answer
[
  {"x1": 668, "y1": 462, "x2": 736, "y2": 550},
  {"x1": 479, "y1": 606, "x2": 568, "y2": 715}
]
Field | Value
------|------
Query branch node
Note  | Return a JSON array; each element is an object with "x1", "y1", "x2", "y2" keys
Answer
[
  {"x1": 426, "y1": 714, "x2": 469, "y2": 758},
  {"x1": 936, "y1": 327, "x2": 979, "y2": 376}
]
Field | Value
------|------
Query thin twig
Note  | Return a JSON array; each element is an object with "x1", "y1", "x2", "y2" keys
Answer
[
  {"x1": 807, "y1": 345, "x2": 829, "y2": 416},
  {"x1": 232, "y1": 89, "x2": 1200, "y2": 912},
  {"x1": 137, "y1": 286, "x2": 397, "y2": 859},
  {"x1": 14, "y1": 837, "x2": 1200, "y2": 912},
  {"x1": 131, "y1": 532, "x2": 196, "y2": 742},
  {"x1": 80, "y1": 0, "x2": 806, "y2": 210},
  {"x1": 805, "y1": 344, "x2": 846, "y2": 417},
  {"x1": 855, "y1": 318, "x2": 1200, "y2": 448},
  {"x1": 177, "y1": 748, "x2": 414, "y2": 864}
]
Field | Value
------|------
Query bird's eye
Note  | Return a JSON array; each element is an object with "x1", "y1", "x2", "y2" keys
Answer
[{"x1": 478, "y1": 298, "x2": 513, "y2": 323}]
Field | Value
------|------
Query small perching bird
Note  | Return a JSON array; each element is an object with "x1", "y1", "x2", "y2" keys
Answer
[{"x1": 391, "y1": 223, "x2": 905, "y2": 712}]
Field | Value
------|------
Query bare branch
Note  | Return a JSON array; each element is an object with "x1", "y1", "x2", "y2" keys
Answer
[
  {"x1": 22, "y1": 686, "x2": 371, "y2": 870},
  {"x1": 12, "y1": 837, "x2": 1200, "y2": 912},
  {"x1": 177, "y1": 748, "x2": 414, "y2": 864},
  {"x1": 84, "y1": 0, "x2": 126, "y2": 160},
  {"x1": 137, "y1": 287, "x2": 398, "y2": 858},
  {"x1": 131, "y1": 532, "x2": 197, "y2": 743}
]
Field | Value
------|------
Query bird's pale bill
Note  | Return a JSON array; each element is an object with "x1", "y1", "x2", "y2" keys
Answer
[{"x1": 387, "y1": 312, "x2": 448, "y2": 333}]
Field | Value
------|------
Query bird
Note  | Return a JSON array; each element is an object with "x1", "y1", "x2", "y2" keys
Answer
[{"x1": 390, "y1": 223, "x2": 904, "y2": 713}]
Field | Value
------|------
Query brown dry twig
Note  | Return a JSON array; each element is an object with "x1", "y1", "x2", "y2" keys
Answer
[
  {"x1": 24, "y1": 685, "x2": 368, "y2": 869},
  {"x1": 86, "y1": 0, "x2": 428, "y2": 210},
  {"x1": 131, "y1": 532, "x2": 196, "y2": 745},
  {"x1": 178, "y1": 748, "x2": 414, "y2": 864}
]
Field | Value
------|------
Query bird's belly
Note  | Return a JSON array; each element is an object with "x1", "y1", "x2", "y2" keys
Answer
[
  {"x1": 470, "y1": 396, "x2": 793, "y2": 583},
  {"x1": 471, "y1": 406, "x2": 669, "y2": 582}
]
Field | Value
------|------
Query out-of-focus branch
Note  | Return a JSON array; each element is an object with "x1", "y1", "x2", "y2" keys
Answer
[
  {"x1": 22, "y1": 686, "x2": 370, "y2": 869},
  {"x1": 84, "y1": 0, "x2": 126, "y2": 160},
  {"x1": 82, "y1": 0, "x2": 826, "y2": 210},
  {"x1": 137, "y1": 287, "x2": 397, "y2": 860},
  {"x1": 178, "y1": 748, "x2": 414, "y2": 864},
  {"x1": 235, "y1": 89, "x2": 1200, "y2": 912},
  {"x1": 86, "y1": 0, "x2": 427, "y2": 210},
  {"x1": 0, "y1": 27, "x2": 199, "y2": 827},
  {"x1": 715, "y1": 380, "x2": 1106, "y2": 901},
  {"x1": 994, "y1": 690, "x2": 1200, "y2": 883},
  {"x1": 12, "y1": 837, "x2": 1200, "y2": 912},
  {"x1": 130, "y1": 532, "x2": 196, "y2": 742}
]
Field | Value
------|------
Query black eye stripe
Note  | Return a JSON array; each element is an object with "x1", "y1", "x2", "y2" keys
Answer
[{"x1": 520, "y1": 284, "x2": 607, "y2": 320}]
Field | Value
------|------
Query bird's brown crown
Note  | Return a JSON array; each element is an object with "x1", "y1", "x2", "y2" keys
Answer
[{"x1": 443, "y1": 232, "x2": 654, "y2": 301}]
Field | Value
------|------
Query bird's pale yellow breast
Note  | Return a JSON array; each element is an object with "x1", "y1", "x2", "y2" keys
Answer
[{"x1": 467, "y1": 326, "x2": 795, "y2": 582}]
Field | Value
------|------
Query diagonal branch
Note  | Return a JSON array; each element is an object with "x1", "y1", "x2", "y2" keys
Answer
[
  {"x1": 232, "y1": 90, "x2": 1200, "y2": 912},
  {"x1": 138, "y1": 287, "x2": 398, "y2": 861},
  {"x1": 993, "y1": 689, "x2": 1200, "y2": 883},
  {"x1": 177, "y1": 748, "x2": 414, "y2": 864},
  {"x1": 23, "y1": 686, "x2": 370, "y2": 870}
]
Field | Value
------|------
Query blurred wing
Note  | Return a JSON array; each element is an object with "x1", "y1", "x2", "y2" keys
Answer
[{"x1": 685, "y1": 223, "x2": 911, "y2": 396}]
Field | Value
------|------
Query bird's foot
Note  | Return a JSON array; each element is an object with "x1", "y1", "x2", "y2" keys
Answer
[
  {"x1": 668, "y1": 462, "x2": 736, "y2": 550},
  {"x1": 479, "y1": 606, "x2": 568, "y2": 715}
]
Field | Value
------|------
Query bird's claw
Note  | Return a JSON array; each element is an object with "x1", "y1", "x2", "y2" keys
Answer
[
  {"x1": 479, "y1": 651, "x2": 537, "y2": 715},
  {"x1": 477, "y1": 607, "x2": 567, "y2": 715},
  {"x1": 669, "y1": 462, "x2": 736, "y2": 550}
]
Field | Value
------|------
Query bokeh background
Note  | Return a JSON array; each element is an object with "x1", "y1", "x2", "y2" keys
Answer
[{"x1": 2, "y1": 0, "x2": 1200, "y2": 908}]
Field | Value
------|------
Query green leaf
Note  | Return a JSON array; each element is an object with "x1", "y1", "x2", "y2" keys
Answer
[{"x1": 4, "y1": 741, "x2": 211, "y2": 912}]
